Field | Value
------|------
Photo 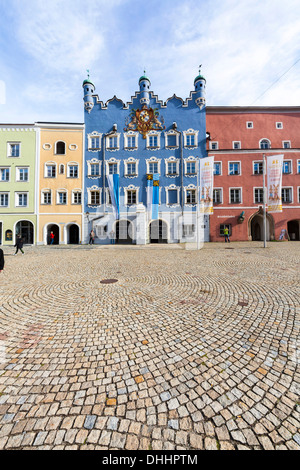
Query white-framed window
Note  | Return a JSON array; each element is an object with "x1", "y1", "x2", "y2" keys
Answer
[
  {"x1": 183, "y1": 129, "x2": 198, "y2": 148},
  {"x1": 72, "y1": 190, "x2": 82, "y2": 205},
  {"x1": 253, "y1": 161, "x2": 263, "y2": 175},
  {"x1": 88, "y1": 186, "x2": 101, "y2": 206},
  {"x1": 165, "y1": 157, "x2": 179, "y2": 177},
  {"x1": 88, "y1": 131, "x2": 102, "y2": 151},
  {"x1": 88, "y1": 160, "x2": 101, "y2": 177},
  {"x1": 15, "y1": 192, "x2": 28, "y2": 207},
  {"x1": 55, "y1": 141, "x2": 66, "y2": 155},
  {"x1": 233, "y1": 141, "x2": 241, "y2": 149},
  {"x1": 16, "y1": 167, "x2": 29, "y2": 182},
  {"x1": 106, "y1": 133, "x2": 120, "y2": 151},
  {"x1": 146, "y1": 157, "x2": 161, "y2": 175},
  {"x1": 282, "y1": 187, "x2": 293, "y2": 203},
  {"x1": 229, "y1": 188, "x2": 242, "y2": 204},
  {"x1": 41, "y1": 189, "x2": 52, "y2": 205},
  {"x1": 229, "y1": 162, "x2": 241, "y2": 175},
  {"x1": 124, "y1": 185, "x2": 139, "y2": 206},
  {"x1": 214, "y1": 162, "x2": 222, "y2": 176},
  {"x1": 45, "y1": 163, "x2": 57, "y2": 178},
  {"x1": 57, "y1": 190, "x2": 67, "y2": 205},
  {"x1": 283, "y1": 141, "x2": 291, "y2": 149},
  {"x1": 184, "y1": 185, "x2": 197, "y2": 205},
  {"x1": 297, "y1": 160, "x2": 300, "y2": 174},
  {"x1": 67, "y1": 163, "x2": 79, "y2": 178},
  {"x1": 124, "y1": 131, "x2": 138, "y2": 150},
  {"x1": 146, "y1": 131, "x2": 161, "y2": 150},
  {"x1": 298, "y1": 187, "x2": 300, "y2": 203},
  {"x1": 260, "y1": 139, "x2": 271, "y2": 149},
  {"x1": 282, "y1": 160, "x2": 292, "y2": 174},
  {"x1": 247, "y1": 121, "x2": 253, "y2": 129},
  {"x1": 213, "y1": 188, "x2": 223, "y2": 204},
  {"x1": 210, "y1": 141, "x2": 218, "y2": 150},
  {"x1": 7, "y1": 142, "x2": 20, "y2": 157},
  {"x1": 184, "y1": 157, "x2": 197, "y2": 176},
  {"x1": 59, "y1": 164, "x2": 65, "y2": 175},
  {"x1": 254, "y1": 187, "x2": 264, "y2": 204},
  {"x1": 106, "y1": 158, "x2": 120, "y2": 175},
  {"x1": 0, "y1": 167, "x2": 10, "y2": 182},
  {"x1": 164, "y1": 130, "x2": 179, "y2": 149},
  {"x1": 0, "y1": 192, "x2": 9, "y2": 207},
  {"x1": 276, "y1": 122, "x2": 283, "y2": 129},
  {"x1": 165, "y1": 184, "x2": 180, "y2": 206},
  {"x1": 182, "y1": 224, "x2": 195, "y2": 237},
  {"x1": 124, "y1": 157, "x2": 139, "y2": 177}
]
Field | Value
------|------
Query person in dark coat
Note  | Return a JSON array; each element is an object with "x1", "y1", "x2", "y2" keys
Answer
[
  {"x1": 14, "y1": 235, "x2": 24, "y2": 255},
  {"x1": 0, "y1": 248, "x2": 4, "y2": 272}
]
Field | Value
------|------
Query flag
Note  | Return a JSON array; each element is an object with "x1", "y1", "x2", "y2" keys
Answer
[
  {"x1": 107, "y1": 173, "x2": 120, "y2": 219},
  {"x1": 199, "y1": 156, "x2": 214, "y2": 214},
  {"x1": 146, "y1": 174, "x2": 153, "y2": 218},
  {"x1": 267, "y1": 155, "x2": 283, "y2": 213},
  {"x1": 152, "y1": 174, "x2": 159, "y2": 220}
]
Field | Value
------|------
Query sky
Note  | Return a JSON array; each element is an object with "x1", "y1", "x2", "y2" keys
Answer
[{"x1": 1, "y1": 0, "x2": 300, "y2": 124}]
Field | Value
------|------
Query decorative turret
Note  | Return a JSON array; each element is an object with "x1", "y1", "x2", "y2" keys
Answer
[
  {"x1": 139, "y1": 71, "x2": 151, "y2": 106},
  {"x1": 194, "y1": 65, "x2": 206, "y2": 109},
  {"x1": 83, "y1": 70, "x2": 95, "y2": 113}
]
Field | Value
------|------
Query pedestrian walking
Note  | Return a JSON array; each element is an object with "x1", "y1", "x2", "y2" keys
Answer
[
  {"x1": 223, "y1": 227, "x2": 230, "y2": 243},
  {"x1": 89, "y1": 229, "x2": 95, "y2": 245},
  {"x1": 50, "y1": 231, "x2": 55, "y2": 245},
  {"x1": 14, "y1": 235, "x2": 24, "y2": 255},
  {"x1": 0, "y1": 248, "x2": 4, "y2": 273}
]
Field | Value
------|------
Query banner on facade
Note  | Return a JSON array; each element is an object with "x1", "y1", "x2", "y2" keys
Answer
[
  {"x1": 146, "y1": 174, "x2": 153, "y2": 218},
  {"x1": 199, "y1": 156, "x2": 214, "y2": 214},
  {"x1": 152, "y1": 174, "x2": 160, "y2": 220},
  {"x1": 267, "y1": 155, "x2": 283, "y2": 213},
  {"x1": 107, "y1": 174, "x2": 120, "y2": 219}
]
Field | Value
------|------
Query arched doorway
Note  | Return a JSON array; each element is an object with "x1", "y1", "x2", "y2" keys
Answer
[
  {"x1": 47, "y1": 224, "x2": 59, "y2": 245},
  {"x1": 115, "y1": 220, "x2": 133, "y2": 244},
  {"x1": 287, "y1": 220, "x2": 300, "y2": 241},
  {"x1": 249, "y1": 211, "x2": 274, "y2": 241},
  {"x1": 68, "y1": 224, "x2": 80, "y2": 244},
  {"x1": 16, "y1": 220, "x2": 34, "y2": 245},
  {"x1": 149, "y1": 219, "x2": 168, "y2": 244}
]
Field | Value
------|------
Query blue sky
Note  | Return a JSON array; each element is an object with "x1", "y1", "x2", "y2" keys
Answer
[{"x1": 1, "y1": 0, "x2": 300, "y2": 123}]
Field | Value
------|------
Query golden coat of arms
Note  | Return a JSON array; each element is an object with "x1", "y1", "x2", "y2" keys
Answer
[{"x1": 124, "y1": 105, "x2": 165, "y2": 138}]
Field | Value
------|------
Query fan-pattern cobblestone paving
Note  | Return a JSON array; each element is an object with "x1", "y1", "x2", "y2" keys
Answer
[{"x1": 0, "y1": 242, "x2": 299, "y2": 450}]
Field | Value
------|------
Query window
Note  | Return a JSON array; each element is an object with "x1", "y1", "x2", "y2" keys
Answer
[
  {"x1": 57, "y1": 191, "x2": 67, "y2": 205},
  {"x1": 276, "y1": 122, "x2": 283, "y2": 129},
  {"x1": 283, "y1": 141, "x2": 291, "y2": 149},
  {"x1": 183, "y1": 225, "x2": 195, "y2": 237},
  {"x1": 127, "y1": 190, "x2": 137, "y2": 205},
  {"x1": 260, "y1": 139, "x2": 270, "y2": 149},
  {"x1": 283, "y1": 161, "x2": 292, "y2": 174},
  {"x1": 233, "y1": 141, "x2": 241, "y2": 149},
  {"x1": 0, "y1": 193, "x2": 9, "y2": 207},
  {"x1": 282, "y1": 188, "x2": 292, "y2": 203},
  {"x1": 149, "y1": 135, "x2": 158, "y2": 148},
  {"x1": 214, "y1": 162, "x2": 222, "y2": 175},
  {"x1": 88, "y1": 132, "x2": 102, "y2": 151},
  {"x1": 186, "y1": 134, "x2": 196, "y2": 147},
  {"x1": 186, "y1": 189, "x2": 196, "y2": 204},
  {"x1": 107, "y1": 136, "x2": 119, "y2": 150},
  {"x1": 230, "y1": 188, "x2": 241, "y2": 204},
  {"x1": 229, "y1": 162, "x2": 240, "y2": 175},
  {"x1": 68, "y1": 164, "x2": 79, "y2": 178},
  {"x1": 89, "y1": 162, "x2": 100, "y2": 177},
  {"x1": 254, "y1": 188, "x2": 264, "y2": 203},
  {"x1": 298, "y1": 187, "x2": 300, "y2": 203},
  {"x1": 167, "y1": 189, "x2": 178, "y2": 205},
  {"x1": 90, "y1": 190, "x2": 100, "y2": 205},
  {"x1": 247, "y1": 122, "x2": 253, "y2": 129},
  {"x1": 108, "y1": 163, "x2": 118, "y2": 174},
  {"x1": 16, "y1": 192, "x2": 28, "y2": 207},
  {"x1": 220, "y1": 224, "x2": 232, "y2": 236},
  {"x1": 125, "y1": 134, "x2": 137, "y2": 149},
  {"x1": 90, "y1": 136, "x2": 100, "y2": 149},
  {"x1": 126, "y1": 162, "x2": 137, "y2": 176},
  {"x1": 0, "y1": 167, "x2": 10, "y2": 181},
  {"x1": 16, "y1": 167, "x2": 29, "y2": 182},
  {"x1": 210, "y1": 142, "x2": 218, "y2": 150},
  {"x1": 186, "y1": 161, "x2": 197, "y2": 175},
  {"x1": 45, "y1": 164, "x2": 56, "y2": 178},
  {"x1": 253, "y1": 161, "x2": 263, "y2": 175},
  {"x1": 59, "y1": 164, "x2": 65, "y2": 175},
  {"x1": 298, "y1": 161, "x2": 300, "y2": 174},
  {"x1": 183, "y1": 129, "x2": 198, "y2": 148},
  {"x1": 148, "y1": 162, "x2": 159, "y2": 174},
  {"x1": 167, "y1": 161, "x2": 177, "y2": 175},
  {"x1": 165, "y1": 132, "x2": 178, "y2": 148},
  {"x1": 72, "y1": 191, "x2": 82, "y2": 205},
  {"x1": 42, "y1": 190, "x2": 52, "y2": 205},
  {"x1": 213, "y1": 189, "x2": 222, "y2": 204},
  {"x1": 8, "y1": 143, "x2": 20, "y2": 157},
  {"x1": 56, "y1": 141, "x2": 66, "y2": 155}
]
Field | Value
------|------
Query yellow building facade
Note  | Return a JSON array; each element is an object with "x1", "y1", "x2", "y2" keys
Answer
[{"x1": 36, "y1": 122, "x2": 84, "y2": 245}]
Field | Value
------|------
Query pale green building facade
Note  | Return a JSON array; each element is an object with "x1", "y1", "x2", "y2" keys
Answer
[{"x1": 0, "y1": 125, "x2": 37, "y2": 246}]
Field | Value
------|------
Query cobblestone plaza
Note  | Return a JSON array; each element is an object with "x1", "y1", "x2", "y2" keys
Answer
[{"x1": 0, "y1": 242, "x2": 299, "y2": 450}]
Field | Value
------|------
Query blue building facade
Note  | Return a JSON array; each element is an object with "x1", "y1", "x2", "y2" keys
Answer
[{"x1": 82, "y1": 71, "x2": 208, "y2": 244}]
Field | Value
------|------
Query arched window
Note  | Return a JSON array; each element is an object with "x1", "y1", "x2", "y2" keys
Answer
[
  {"x1": 56, "y1": 141, "x2": 66, "y2": 155},
  {"x1": 260, "y1": 139, "x2": 271, "y2": 149}
]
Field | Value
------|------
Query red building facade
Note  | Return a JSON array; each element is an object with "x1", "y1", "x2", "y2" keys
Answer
[{"x1": 206, "y1": 106, "x2": 300, "y2": 242}]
